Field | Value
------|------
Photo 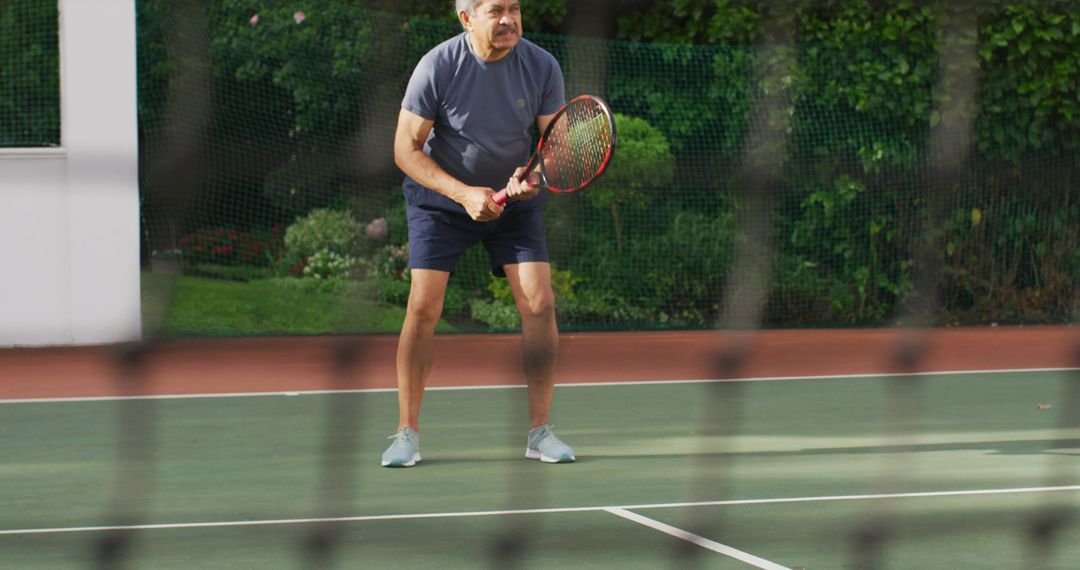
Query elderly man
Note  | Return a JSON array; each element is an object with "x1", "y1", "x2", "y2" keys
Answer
[{"x1": 382, "y1": 0, "x2": 575, "y2": 467}]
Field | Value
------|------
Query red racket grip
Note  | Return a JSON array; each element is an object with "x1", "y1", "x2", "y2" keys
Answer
[{"x1": 492, "y1": 187, "x2": 510, "y2": 206}]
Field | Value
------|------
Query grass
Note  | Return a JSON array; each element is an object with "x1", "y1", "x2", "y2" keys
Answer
[{"x1": 141, "y1": 271, "x2": 454, "y2": 337}]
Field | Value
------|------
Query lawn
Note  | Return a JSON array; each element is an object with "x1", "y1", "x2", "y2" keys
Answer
[{"x1": 141, "y1": 272, "x2": 453, "y2": 337}]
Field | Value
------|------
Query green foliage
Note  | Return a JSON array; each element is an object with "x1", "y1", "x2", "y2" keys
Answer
[
  {"x1": 590, "y1": 114, "x2": 675, "y2": 199},
  {"x1": 283, "y1": 208, "x2": 363, "y2": 258},
  {"x1": 937, "y1": 186, "x2": 1080, "y2": 324},
  {"x1": 976, "y1": 0, "x2": 1080, "y2": 158},
  {"x1": 127, "y1": 1, "x2": 1080, "y2": 331},
  {"x1": 367, "y1": 0, "x2": 569, "y2": 32},
  {"x1": 210, "y1": 1, "x2": 392, "y2": 148},
  {"x1": 262, "y1": 153, "x2": 351, "y2": 220},
  {"x1": 469, "y1": 298, "x2": 520, "y2": 330},
  {"x1": 585, "y1": 114, "x2": 675, "y2": 249},
  {"x1": 616, "y1": 0, "x2": 1080, "y2": 165},
  {"x1": 179, "y1": 226, "x2": 285, "y2": 268},
  {"x1": 470, "y1": 274, "x2": 518, "y2": 329},
  {"x1": 0, "y1": 0, "x2": 59, "y2": 146},
  {"x1": 581, "y1": 210, "x2": 738, "y2": 328},
  {"x1": 364, "y1": 243, "x2": 410, "y2": 280},
  {"x1": 611, "y1": 0, "x2": 1079, "y2": 325},
  {"x1": 469, "y1": 266, "x2": 579, "y2": 330},
  {"x1": 301, "y1": 249, "x2": 361, "y2": 280},
  {"x1": 785, "y1": 175, "x2": 913, "y2": 323},
  {"x1": 142, "y1": 272, "x2": 444, "y2": 336}
]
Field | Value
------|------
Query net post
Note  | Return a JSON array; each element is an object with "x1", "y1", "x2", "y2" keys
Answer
[
  {"x1": 94, "y1": 341, "x2": 158, "y2": 570},
  {"x1": 848, "y1": 3, "x2": 979, "y2": 566},
  {"x1": 680, "y1": 4, "x2": 797, "y2": 564},
  {"x1": 1024, "y1": 332, "x2": 1080, "y2": 566},
  {"x1": 300, "y1": 339, "x2": 368, "y2": 569}
]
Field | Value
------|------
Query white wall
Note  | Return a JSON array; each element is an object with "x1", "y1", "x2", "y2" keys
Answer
[{"x1": 0, "y1": 0, "x2": 140, "y2": 346}]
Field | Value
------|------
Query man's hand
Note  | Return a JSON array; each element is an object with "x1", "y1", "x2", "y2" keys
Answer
[
  {"x1": 459, "y1": 185, "x2": 504, "y2": 222},
  {"x1": 503, "y1": 167, "x2": 542, "y2": 201}
]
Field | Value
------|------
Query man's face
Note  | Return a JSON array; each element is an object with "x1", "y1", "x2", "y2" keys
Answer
[{"x1": 461, "y1": 1, "x2": 522, "y2": 60}]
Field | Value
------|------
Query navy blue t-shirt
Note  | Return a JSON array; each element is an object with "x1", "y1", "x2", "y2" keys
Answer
[{"x1": 401, "y1": 33, "x2": 565, "y2": 213}]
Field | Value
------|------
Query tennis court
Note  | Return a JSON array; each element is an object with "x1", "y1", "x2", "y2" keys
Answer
[
  {"x1": 2, "y1": 329, "x2": 1077, "y2": 569},
  {"x1": 4, "y1": 2, "x2": 1080, "y2": 568}
]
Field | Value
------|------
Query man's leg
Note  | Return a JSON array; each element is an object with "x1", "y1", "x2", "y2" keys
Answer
[
  {"x1": 504, "y1": 262, "x2": 558, "y2": 427},
  {"x1": 395, "y1": 269, "x2": 451, "y2": 432},
  {"x1": 506, "y1": 262, "x2": 575, "y2": 463},
  {"x1": 382, "y1": 269, "x2": 449, "y2": 467}
]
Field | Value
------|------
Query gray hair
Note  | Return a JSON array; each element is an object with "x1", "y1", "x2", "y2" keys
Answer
[{"x1": 455, "y1": 0, "x2": 482, "y2": 17}]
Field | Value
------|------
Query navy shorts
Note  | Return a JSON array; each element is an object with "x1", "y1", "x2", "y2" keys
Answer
[{"x1": 406, "y1": 201, "x2": 549, "y2": 277}]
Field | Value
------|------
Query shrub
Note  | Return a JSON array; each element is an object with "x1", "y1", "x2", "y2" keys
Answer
[
  {"x1": 584, "y1": 114, "x2": 675, "y2": 250},
  {"x1": 468, "y1": 266, "x2": 579, "y2": 329},
  {"x1": 363, "y1": 243, "x2": 409, "y2": 281},
  {"x1": 585, "y1": 211, "x2": 737, "y2": 327},
  {"x1": 178, "y1": 226, "x2": 284, "y2": 268},
  {"x1": 301, "y1": 249, "x2": 360, "y2": 280},
  {"x1": 284, "y1": 208, "x2": 362, "y2": 258}
]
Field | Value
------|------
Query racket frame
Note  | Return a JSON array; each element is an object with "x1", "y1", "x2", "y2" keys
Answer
[{"x1": 492, "y1": 94, "x2": 617, "y2": 205}]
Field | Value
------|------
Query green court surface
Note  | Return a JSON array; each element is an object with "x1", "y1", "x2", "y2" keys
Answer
[{"x1": 1, "y1": 370, "x2": 1078, "y2": 568}]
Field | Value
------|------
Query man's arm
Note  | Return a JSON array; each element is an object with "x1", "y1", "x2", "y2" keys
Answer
[
  {"x1": 393, "y1": 108, "x2": 503, "y2": 221},
  {"x1": 537, "y1": 113, "x2": 555, "y2": 136}
]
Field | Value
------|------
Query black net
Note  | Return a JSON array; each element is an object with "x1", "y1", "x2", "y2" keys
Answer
[
  {"x1": 133, "y1": 3, "x2": 1079, "y2": 337},
  {"x1": 0, "y1": 0, "x2": 60, "y2": 147},
  {"x1": 3, "y1": 4, "x2": 1078, "y2": 570}
]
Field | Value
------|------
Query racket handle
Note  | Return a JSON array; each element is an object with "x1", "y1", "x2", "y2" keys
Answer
[{"x1": 492, "y1": 164, "x2": 534, "y2": 206}]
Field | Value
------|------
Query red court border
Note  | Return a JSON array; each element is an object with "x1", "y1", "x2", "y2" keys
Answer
[{"x1": 0, "y1": 327, "x2": 1077, "y2": 400}]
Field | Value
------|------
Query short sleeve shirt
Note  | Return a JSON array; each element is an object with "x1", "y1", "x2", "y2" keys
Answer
[{"x1": 401, "y1": 33, "x2": 565, "y2": 212}]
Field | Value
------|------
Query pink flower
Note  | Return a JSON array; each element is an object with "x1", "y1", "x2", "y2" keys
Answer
[
  {"x1": 249, "y1": 14, "x2": 259, "y2": 26},
  {"x1": 293, "y1": 11, "x2": 306, "y2": 24},
  {"x1": 365, "y1": 217, "x2": 388, "y2": 240}
]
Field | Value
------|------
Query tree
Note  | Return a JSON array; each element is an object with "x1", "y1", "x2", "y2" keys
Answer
[{"x1": 584, "y1": 114, "x2": 675, "y2": 250}]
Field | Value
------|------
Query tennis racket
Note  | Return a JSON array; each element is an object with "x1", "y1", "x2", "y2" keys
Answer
[{"x1": 492, "y1": 95, "x2": 617, "y2": 206}]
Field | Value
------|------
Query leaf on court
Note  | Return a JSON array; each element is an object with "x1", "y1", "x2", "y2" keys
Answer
[{"x1": 1036, "y1": 403, "x2": 1053, "y2": 411}]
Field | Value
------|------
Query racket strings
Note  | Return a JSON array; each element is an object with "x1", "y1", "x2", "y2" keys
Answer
[{"x1": 541, "y1": 100, "x2": 613, "y2": 192}]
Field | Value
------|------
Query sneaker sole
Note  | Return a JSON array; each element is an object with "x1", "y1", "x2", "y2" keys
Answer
[
  {"x1": 381, "y1": 452, "x2": 421, "y2": 468},
  {"x1": 525, "y1": 449, "x2": 575, "y2": 463}
]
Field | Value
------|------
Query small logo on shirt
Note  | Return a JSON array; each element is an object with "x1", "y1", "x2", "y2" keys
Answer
[{"x1": 515, "y1": 98, "x2": 526, "y2": 109}]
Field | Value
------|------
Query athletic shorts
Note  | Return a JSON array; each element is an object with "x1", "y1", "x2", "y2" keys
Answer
[{"x1": 406, "y1": 201, "x2": 549, "y2": 278}]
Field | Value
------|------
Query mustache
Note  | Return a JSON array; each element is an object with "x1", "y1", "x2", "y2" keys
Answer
[{"x1": 496, "y1": 25, "x2": 517, "y2": 34}]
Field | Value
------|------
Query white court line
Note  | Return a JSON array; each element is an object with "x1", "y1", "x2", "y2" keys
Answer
[
  {"x1": 605, "y1": 507, "x2": 790, "y2": 569},
  {"x1": 2, "y1": 485, "x2": 1078, "y2": 537},
  {"x1": 0, "y1": 367, "x2": 1075, "y2": 405}
]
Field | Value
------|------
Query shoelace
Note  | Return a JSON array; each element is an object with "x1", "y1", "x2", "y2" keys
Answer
[
  {"x1": 387, "y1": 430, "x2": 416, "y2": 445},
  {"x1": 532, "y1": 425, "x2": 559, "y2": 448}
]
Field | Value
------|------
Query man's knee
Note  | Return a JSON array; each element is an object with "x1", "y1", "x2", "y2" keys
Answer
[
  {"x1": 519, "y1": 288, "x2": 555, "y2": 320},
  {"x1": 406, "y1": 292, "x2": 445, "y2": 326}
]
